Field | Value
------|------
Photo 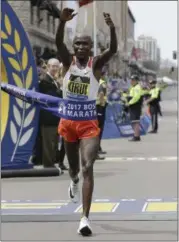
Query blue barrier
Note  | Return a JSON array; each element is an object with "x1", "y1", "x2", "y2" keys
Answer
[
  {"x1": 102, "y1": 103, "x2": 151, "y2": 139},
  {"x1": 1, "y1": 1, "x2": 39, "y2": 170}
]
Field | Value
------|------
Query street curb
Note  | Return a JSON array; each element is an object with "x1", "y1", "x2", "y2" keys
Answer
[{"x1": 1, "y1": 167, "x2": 63, "y2": 178}]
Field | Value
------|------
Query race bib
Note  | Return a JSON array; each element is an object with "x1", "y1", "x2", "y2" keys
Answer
[{"x1": 67, "y1": 74, "x2": 90, "y2": 100}]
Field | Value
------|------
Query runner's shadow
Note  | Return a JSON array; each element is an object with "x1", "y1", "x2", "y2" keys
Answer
[{"x1": 96, "y1": 222, "x2": 177, "y2": 235}]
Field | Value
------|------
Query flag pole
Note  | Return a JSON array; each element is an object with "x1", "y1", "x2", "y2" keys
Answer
[{"x1": 93, "y1": 0, "x2": 97, "y2": 56}]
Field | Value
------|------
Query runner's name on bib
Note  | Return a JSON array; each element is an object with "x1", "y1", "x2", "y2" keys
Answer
[
  {"x1": 67, "y1": 75, "x2": 90, "y2": 100},
  {"x1": 58, "y1": 100, "x2": 97, "y2": 121},
  {"x1": 68, "y1": 81, "x2": 89, "y2": 95}
]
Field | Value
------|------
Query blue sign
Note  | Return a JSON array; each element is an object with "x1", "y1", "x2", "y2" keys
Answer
[{"x1": 1, "y1": 1, "x2": 39, "y2": 169}]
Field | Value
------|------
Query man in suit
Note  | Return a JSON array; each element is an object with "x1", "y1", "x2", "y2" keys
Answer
[{"x1": 39, "y1": 58, "x2": 67, "y2": 170}]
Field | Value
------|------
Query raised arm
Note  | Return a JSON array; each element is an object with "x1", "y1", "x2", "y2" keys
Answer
[
  {"x1": 94, "y1": 13, "x2": 117, "y2": 71},
  {"x1": 56, "y1": 21, "x2": 71, "y2": 67},
  {"x1": 55, "y1": 8, "x2": 77, "y2": 68}
]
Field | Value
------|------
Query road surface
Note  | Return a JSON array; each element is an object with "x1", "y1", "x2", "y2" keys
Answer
[{"x1": 1, "y1": 99, "x2": 177, "y2": 241}]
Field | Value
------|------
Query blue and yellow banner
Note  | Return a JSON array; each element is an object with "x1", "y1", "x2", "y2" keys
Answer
[{"x1": 1, "y1": 1, "x2": 39, "y2": 169}]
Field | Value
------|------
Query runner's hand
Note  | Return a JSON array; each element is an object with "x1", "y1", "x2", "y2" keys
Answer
[
  {"x1": 60, "y1": 8, "x2": 77, "y2": 21},
  {"x1": 103, "y1": 13, "x2": 114, "y2": 28}
]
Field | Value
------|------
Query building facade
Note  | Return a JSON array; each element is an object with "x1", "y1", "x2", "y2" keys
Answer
[
  {"x1": 135, "y1": 48, "x2": 149, "y2": 63},
  {"x1": 127, "y1": 6, "x2": 136, "y2": 58},
  {"x1": 135, "y1": 35, "x2": 160, "y2": 63},
  {"x1": 157, "y1": 47, "x2": 161, "y2": 66},
  {"x1": 9, "y1": 1, "x2": 61, "y2": 56},
  {"x1": 75, "y1": 1, "x2": 129, "y2": 74},
  {"x1": 8, "y1": 0, "x2": 132, "y2": 75}
]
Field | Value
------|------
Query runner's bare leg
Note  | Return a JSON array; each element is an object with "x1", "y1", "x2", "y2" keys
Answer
[
  {"x1": 80, "y1": 136, "x2": 99, "y2": 218},
  {"x1": 64, "y1": 141, "x2": 80, "y2": 183}
]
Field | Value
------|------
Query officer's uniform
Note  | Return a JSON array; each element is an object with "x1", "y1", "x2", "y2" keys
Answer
[
  {"x1": 120, "y1": 90, "x2": 129, "y2": 121},
  {"x1": 148, "y1": 81, "x2": 160, "y2": 133},
  {"x1": 157, "y1": 83, "x2": 168, "y2": 116},
  {"x1": 141, "y1": 88, "x2": 150, "y2": 100},
  {"x1": 96, "y1": 78, "x2": 107, "y2": 153},
  {"x1": 128, "y1": 82, "x2": 143, "y2": 123},
  {"x1": 121, "y1": 91, "x2": 129, "y2": 103}
]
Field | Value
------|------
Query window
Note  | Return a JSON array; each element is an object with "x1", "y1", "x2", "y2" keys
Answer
[
  {"x1": 47, "y1": 13, "x2": 50, "y2": 32},
  {"x1": 30, "y1": 3, "x2": 34, "y2": 24},
  {"x1": 37, "y1": 7, "x2": 41, "y2": 27},
  {"x1": 52, "y1": 17, "x2": 55, "y2": 34}
]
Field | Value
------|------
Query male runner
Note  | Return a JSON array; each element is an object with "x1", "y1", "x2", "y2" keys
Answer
[{"x1": 55, "y1": 7, "x2": 117, "y2": 236}]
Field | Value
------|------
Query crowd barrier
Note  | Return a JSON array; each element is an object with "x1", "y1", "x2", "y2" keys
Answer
[
  {"x1": 1, "y1": 1, "x2": 151, "y2": 177},
  {"x1": 102, "y1": 78, "x2": 151, "y2": 138},
  {"x1": 102, "y1": 103, "x2": 151, "y2": 139}
]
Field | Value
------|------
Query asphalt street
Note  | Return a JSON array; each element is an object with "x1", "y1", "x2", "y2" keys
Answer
[{"x1": 1, "y1": 98, "x2": 178, "y2": 241}]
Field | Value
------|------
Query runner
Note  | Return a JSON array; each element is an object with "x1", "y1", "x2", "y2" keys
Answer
[{"x1": 55, "y1": 8, "x2": 117, "y2": 236}]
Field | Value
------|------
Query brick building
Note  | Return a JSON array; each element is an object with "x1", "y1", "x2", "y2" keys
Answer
[{"x1": 9, "y1": 1, "x2": 60, "y2": 57}]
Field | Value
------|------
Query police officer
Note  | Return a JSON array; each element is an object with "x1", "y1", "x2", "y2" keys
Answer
[
  {"x1": 126, "y1": 75, "x2": 143, "y2": 141},
  {"x1": 146, "y1": 80, "x2": 160, "y2": 133},
  {"x1": 96, "y1": 73, "x2": 108, "y2": 155},
  {"x1": 141, "y1": 86, "x2": 150, "y2": 100},
  {"x1": 157, "y1": 82, "x2": 168, "y2": 116},
  {"x1": 120, "y1": 89, "x2": 129, "y2": 122}
]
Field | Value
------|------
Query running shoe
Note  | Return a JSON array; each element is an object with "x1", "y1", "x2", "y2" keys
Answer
[
  {"x1": 68, "y1": 180, "x2": 80, "y2": 203},
  {"x1": 77, "y1": 216, "x2": 92, "y2": 236}
]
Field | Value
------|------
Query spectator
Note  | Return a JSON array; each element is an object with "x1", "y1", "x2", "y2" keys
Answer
[
  {"x1": 38, "y1": 58, "x2": 67, "y2": 169},
  {"x1": 30, "y1": 58, "x2": 46, "y2": 166}
]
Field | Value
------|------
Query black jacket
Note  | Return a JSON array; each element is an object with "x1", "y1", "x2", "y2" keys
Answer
[{"x1": 39, "y1": 73, "x2": 62, "y2": 126}]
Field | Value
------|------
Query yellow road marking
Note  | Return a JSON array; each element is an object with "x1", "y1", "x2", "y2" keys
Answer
[
  {"x1": 1, "y1": 203, "x2": 67, "y2": 209},
  {"x1": 76, "y1": 202, "x2": 119, "y2": 213},
  {"x1": 146, "y1": 202, "x2": 177, "y2": 212}
]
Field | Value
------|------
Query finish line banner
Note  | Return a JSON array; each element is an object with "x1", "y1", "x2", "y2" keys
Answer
[{"x1": 1, "y1": 83, "x2": 97, "y2": 121}]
